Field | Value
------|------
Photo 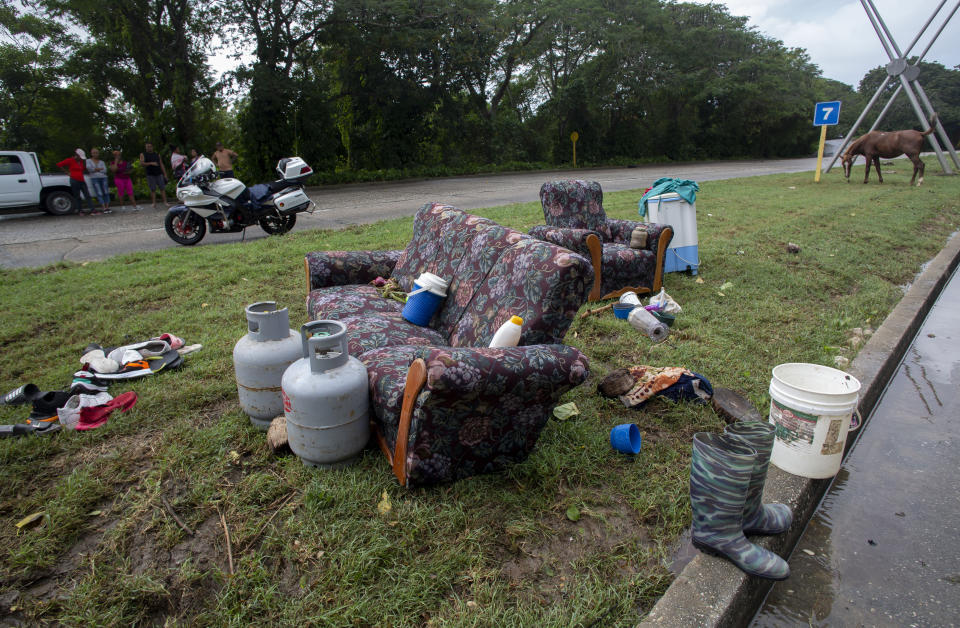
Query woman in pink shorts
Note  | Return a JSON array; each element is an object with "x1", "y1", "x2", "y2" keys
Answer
[{"x1": 111, "y1": 150, "x2": 140, "y2": 210}]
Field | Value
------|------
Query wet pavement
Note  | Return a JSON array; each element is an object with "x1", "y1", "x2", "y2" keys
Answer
[{"x1": 751, "y1": 265, "x2": 960, "y2": 626}]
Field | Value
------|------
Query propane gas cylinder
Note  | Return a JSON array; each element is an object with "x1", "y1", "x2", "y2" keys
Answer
[
  {"x1": 281, "y1": 320, "x2": 370, "y2": 469},
  {"x1": 233, "y1": 302, "x2": 301, "y2": 429}
]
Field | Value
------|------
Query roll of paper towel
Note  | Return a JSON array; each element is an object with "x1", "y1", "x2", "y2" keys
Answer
[{"x1": 627, "y1": 307, "x2": 669, "y2": 343}]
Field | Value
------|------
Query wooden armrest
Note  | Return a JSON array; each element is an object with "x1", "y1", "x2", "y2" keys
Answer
[
  {"x1": 586, "y1": 233, "x2": 603, "y2": 301},
  {"x1": 392, "y1": 358, "x2": 427, "y2": 486}
]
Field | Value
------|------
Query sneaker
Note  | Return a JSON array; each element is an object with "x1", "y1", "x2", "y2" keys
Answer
[
  {"x1": 102, "y1": 208, "x2": 113, "y2": 214},
  {"x1": 132, "y1": 206, "x2": 142, "y2": 211},
  {"x1": 27, "y1": 391, "x2": 73, "y2": 423},
  {"x1": 70, "y1": 377, "x2": 109, "y2": 394},
  {"x1": 1, "y1": 383, "x2": 41, "y2": 406}
]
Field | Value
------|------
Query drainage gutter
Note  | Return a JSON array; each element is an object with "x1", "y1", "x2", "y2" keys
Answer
[{"x1": 641, "y1": 231, "x2": 960, "y2": 627}]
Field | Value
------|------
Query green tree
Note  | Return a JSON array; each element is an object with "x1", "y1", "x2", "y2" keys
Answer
[{"x1": 45, "y1": 0, "x2": 220, "y2": 151}]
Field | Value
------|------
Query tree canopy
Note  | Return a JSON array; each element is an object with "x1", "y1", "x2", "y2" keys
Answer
[{"x1": 2, "y1": 0, "x2": 957, "y2": 179}]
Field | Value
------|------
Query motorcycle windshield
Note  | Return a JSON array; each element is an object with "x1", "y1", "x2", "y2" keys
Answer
[{"x1": 179, "y1": 157, "x2": 214, "y2": 186}]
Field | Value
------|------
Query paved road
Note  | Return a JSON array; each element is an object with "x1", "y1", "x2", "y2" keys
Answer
[{"x1": 0, "y1": 157, "x2": 820, "y2": 269}]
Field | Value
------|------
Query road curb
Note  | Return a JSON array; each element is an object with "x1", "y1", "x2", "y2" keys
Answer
[{"x1": 641, "y1": 230, "x2": 960, "y2": 626}]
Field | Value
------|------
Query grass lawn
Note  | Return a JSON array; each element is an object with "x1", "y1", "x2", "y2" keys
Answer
[{"x1": 1, "y1": 161, "x2": 959, "y2": 625}]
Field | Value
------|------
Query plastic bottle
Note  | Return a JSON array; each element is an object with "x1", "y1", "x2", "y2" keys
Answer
[{"x1": 489, "y1": 315, "x2": 523, "y2": 347}]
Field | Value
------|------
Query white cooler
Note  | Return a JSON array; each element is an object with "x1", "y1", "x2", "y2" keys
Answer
[{"x1": 642, "y1": 192, "x2": 699, "y2": 275}]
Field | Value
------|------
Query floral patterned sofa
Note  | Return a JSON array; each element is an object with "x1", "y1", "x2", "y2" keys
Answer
[
  {"x1": 529, "y1": 180, "x2": 673, "y2": 301},
  {"x1": 304, "y1": 202, "x2": 592, "y2": 487}
]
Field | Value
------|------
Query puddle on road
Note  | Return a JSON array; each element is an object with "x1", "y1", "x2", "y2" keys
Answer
[{"x1": 752, "y1": 266, "x2": 960, "y2": 626}]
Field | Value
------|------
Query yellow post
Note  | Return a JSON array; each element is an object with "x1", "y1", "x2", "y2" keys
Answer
[
  {"x1": 814, "y1": 125, "x2": 828, "y2": 182},
  {"x1": 570, "y1": 131, "x2": 579, "y2": 168}
]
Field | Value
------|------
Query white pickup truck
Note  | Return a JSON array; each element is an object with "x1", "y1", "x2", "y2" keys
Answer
[{"x1": 0, "y1": 150, "x2": 81, "y2": 215}]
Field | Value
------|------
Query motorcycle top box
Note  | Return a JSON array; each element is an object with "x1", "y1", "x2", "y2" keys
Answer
[{"x1": 277, "y1": 157, "x2": 312, "y2": 181}]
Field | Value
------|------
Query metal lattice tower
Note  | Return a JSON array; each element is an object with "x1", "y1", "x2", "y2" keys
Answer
[{"x1": 825, "y1": 0, "x2": 960, "y2": 175}]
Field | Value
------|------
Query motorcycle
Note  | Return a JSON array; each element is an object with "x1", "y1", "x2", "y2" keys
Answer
[{"x1": 164, "y1": 156, "x2": 317, "y2": 246}]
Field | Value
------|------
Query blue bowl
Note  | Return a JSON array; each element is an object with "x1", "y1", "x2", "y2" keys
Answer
[
  {"x1": 613, "y1": 303, "x2": 636, "y2": 319},
  {"x1": 610, "y1": 423, "x2": 642, "y2": 454}
]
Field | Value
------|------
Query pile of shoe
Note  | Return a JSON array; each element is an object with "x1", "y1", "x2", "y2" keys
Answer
[
  {"x1": 689, "y1": 420, "x2": 793, "y2": 580},
  {"x1": 79, "y1": 333, "x2": 187, "y2": 379},
  {"x1": 1, "y1": 332, "x2": 199, "y2": 438}
]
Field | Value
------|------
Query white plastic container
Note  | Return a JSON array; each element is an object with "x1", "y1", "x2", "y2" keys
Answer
[
  {"x1": 768, "y1": 363, "x2": 861, "y2": 479},
  {"x1": 489, "y1": 315, "x2": 523, "y2": 347},
  {"x1": 643, "y1": 192, "x2": 699, "y2": 274},
  {"x1": 410, "y1": 272, "x2": 448, "y2": 297}
]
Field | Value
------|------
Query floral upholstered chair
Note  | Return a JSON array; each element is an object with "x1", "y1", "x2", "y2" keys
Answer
[
  {"x1": 304, "y1": 203, "x2": 592, "y2": 486},
  {"x1": 529, "y1": 180, "x2": 673, "y2": 301}
]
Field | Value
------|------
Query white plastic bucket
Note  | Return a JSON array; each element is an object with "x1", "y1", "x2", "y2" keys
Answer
[{"x1": 768, "y1": 363, "x2": 861, "y2": 479}]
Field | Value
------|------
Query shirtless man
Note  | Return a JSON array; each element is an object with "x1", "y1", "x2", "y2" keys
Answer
[{"x1": 213, "y1": 142, "x2": 238, "y2": 178}]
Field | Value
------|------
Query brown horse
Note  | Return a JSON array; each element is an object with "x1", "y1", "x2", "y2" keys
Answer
[{"x1": 841, "y1": 114, "x2": 936, "y2": 186}]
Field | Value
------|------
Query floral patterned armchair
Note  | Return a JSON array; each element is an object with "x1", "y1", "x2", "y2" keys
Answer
[
  {"x1": 529, "y1": 180, "x2": 673, "y2": 301},
  {"x1": 304, "y1": 203, "x2": 592, "y2": 486}
]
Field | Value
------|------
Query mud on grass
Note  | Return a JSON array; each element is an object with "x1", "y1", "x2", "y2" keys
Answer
[{"x1": 0, "y1": 163, "x2": 959, "y2": 624}]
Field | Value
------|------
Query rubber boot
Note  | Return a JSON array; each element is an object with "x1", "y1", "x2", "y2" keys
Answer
[
  {"x1": 725, "y1": 420, "x2": 793, "y2": 535},
  {"x1": 690, "y1": 432, "x2": 790, "y2": 580}
]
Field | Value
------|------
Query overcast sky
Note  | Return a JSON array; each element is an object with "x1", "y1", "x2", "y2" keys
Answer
[{"x1": 702, "y1": 0, "x2": 960, "y2": 88}]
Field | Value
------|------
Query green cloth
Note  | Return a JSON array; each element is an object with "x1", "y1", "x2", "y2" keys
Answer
[{"x1": 639, "y1": 177, "x2": 700, "y2": 217}]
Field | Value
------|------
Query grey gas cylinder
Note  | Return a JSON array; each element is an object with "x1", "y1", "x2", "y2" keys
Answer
[
  {"x1": 281, "y1": 320, "x2": 370, "y2": 469},
  {"x1": 233, "y1": 302, "x2": 301, "y2": 429}
]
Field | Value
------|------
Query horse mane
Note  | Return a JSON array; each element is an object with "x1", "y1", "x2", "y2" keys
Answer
[{"x1": 844, "y1": 133, "x2": 869, "y2": 157}]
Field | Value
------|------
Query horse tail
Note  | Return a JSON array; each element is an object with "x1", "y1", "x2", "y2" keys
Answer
[{"x1": 922, "y1": 113, "x2": 937, "y2": 136}]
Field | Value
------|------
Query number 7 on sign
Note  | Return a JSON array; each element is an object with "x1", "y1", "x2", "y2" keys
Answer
[{"x1": 819, "y1": 107, "x2": 834, "y2": 124}]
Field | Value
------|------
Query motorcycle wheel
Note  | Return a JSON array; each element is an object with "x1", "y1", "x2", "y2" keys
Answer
[
  {"x1": 165, "y1": 210, "x2": 207, "y2": 245},
  {"x1": 259, "y1": 213, "x2": 297, "y2": 235}
]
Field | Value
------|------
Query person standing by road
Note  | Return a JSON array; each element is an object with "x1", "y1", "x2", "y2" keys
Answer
[
  {"x1": 212, "y1": 142, "x2": 238, "y2": 178},
  {"x1": 85, "y1": 148, "x2": 112, "y2": 214},
  {"x1": 57, "y1": 149, "x2": 97, "y2": 215},
  {"x1": 188, "y1": 148, "x2": 201, "y2": 165},
  {"x1": 111, "y1": 149, "x2": 140, "y2": 210},
  {"x1": 170, "y1": 145, "x2": 187, "y2": 180},
  {"x1": 139, "y1": 142, "x2": 169, "y2": 208}
]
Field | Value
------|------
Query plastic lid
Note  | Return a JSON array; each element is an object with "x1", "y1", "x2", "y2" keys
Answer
[{"x1": 510, "y1": 315, "x2": 523, "y2": 325}]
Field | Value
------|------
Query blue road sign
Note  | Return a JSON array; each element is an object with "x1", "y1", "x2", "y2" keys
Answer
[{"x1": 814, "y1": 101, "x2": 842, "y2": 126}]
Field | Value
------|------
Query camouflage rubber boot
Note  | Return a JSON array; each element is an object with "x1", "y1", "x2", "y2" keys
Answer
[
  {"x1": 725, "y1": 420, "x2": 793, "y2": 535},
  {"x1": 690, "y1": 432, "x2": 790, "y2": 580}
]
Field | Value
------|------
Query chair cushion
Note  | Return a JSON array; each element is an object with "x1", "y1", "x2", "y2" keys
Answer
[
  {"x1": 306, "y1": 284, "x2": 404, "y2": 321},
  {"x1": 540, "y1": 180, "x2": 610, "y2": 239},
  {"x1": 600, "y1": 244, "x2": 657, "y2": 297},
  {"x1": 339, "y1": 313, "x2": 446, "y2": 357}
]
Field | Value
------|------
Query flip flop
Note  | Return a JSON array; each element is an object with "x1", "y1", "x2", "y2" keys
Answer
[
  {"x1": 0, "y1": 422, "x2": 62, "y2": 437},
  {"x1": 1, "y1": 384, "x2": 41, "y2": 406},
  {"x1": 0, "y1": 424, "x2": 37, "y2": 438},
  {"x1": 145, "y1": 350, "x2": 183, "y2": 372}
]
